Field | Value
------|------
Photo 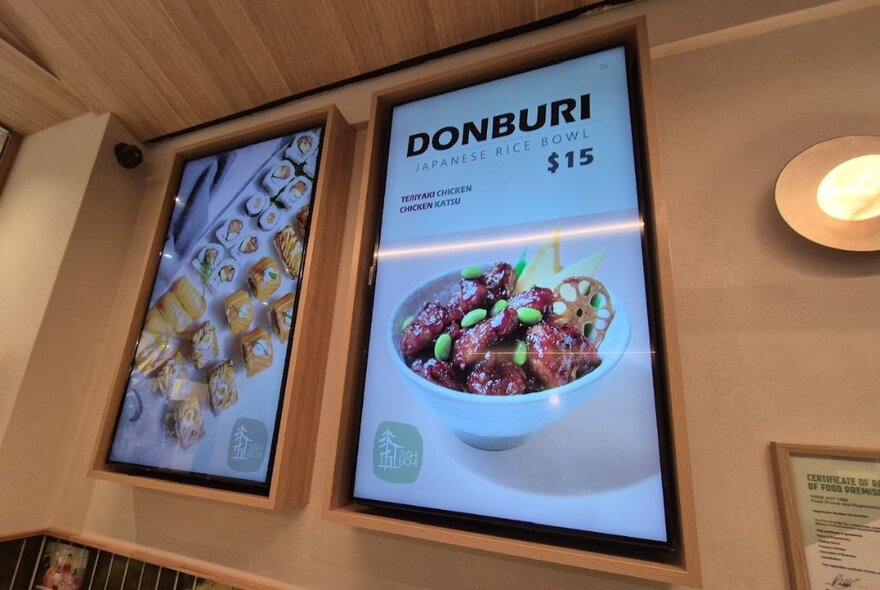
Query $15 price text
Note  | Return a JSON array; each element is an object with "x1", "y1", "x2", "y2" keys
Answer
[{"x1": 547, "y1": 147, "x2": 594, "y2": 174}]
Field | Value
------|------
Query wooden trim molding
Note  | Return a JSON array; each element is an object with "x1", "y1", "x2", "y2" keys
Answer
[
  {"x1": 0, "y1": 528, "x2": 43, "y2": 544},
  {"x1": 322, "y1": 17, "x2": 701, "y2": 587}
]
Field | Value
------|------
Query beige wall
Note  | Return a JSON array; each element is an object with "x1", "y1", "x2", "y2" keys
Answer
[
  {"x1": 0, "y1": 113, "x2": 105, "y2": 438},
  {"x1": 0, "y1": 112, "x2": 107, "y2": 532},
  {"x1": 0, "y1": 114, "x2": 144, "y2": 533},
  {"x1": 3, "y1": 0, "x2": 880, "y2": 588}
]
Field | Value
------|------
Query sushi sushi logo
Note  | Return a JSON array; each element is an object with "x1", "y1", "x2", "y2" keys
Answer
[
  {"x1": 373, "y1": 421, "x2": 423, "y2": 483},
  {"x1": 227, "y1": 418, "x2": 267, "y2": 472}
]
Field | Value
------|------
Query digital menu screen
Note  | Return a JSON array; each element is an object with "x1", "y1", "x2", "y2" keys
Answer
[
  {"x1": 353, "y1": 45, "x2": 673, "y2": 545},
  {"x1": 108, "y1": 127, "x2": 323, "y2": 492}
]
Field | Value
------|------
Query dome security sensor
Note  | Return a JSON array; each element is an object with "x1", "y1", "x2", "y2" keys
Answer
[{"x1": 114, "y1": 143, "x2": 143, "y2": 169}]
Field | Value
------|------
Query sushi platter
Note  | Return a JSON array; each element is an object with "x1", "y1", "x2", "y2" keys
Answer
[{"x1": 109, "y1": 127, "x2": 323, "y2": 484}]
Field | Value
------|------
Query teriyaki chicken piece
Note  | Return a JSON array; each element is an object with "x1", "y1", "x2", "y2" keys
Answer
[
  {"x1": 411, "y1": 357, "x2": 462, "y2": 391},
  {"x1": 466, "y1": 357, "x2": 528, "y2": 395},
  {"x1": 451, "y1": 307, "x2": 518, "y2": 370},
  {"x1": 525, "y1": 322, "x2": 601, "y2": 389},
  {"x1": 482, "y1": 262, "x2": 516, "y2": 306},
  {"x1": 400, "y1": 302, "x2": 455, "y2": 358},
  {"x1": 507, "y1": 286, "x2": 555, "y2": 314}
]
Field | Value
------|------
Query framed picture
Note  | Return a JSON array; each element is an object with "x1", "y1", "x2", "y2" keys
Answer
[
  {"x1": 325, "y1": 18, "x2": 700, "y2": 585},
  {"x1": 35, "y1": 542, "x2": 91, "y2": 590},
  {"x1": 91, "y1": 106, "x2": 354, "y2": 508},
  {"x1": 772, "y1": 443, "x2": 880, "y2": 590}
]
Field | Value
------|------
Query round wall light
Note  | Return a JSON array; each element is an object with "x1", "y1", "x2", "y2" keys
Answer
[{"x1": 776, "y1": 135, "x2": 880, "y2": 251}]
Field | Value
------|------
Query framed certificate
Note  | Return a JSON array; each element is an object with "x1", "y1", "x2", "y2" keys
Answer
[
  {"x1": 772, "y1": 443, "x2": 880, "y2": 590},
  {"x1": 325, "y1": 18, "x2": 700, "y2": 585},
  {"x1": 91, "y1": 106, "x2": 354, "y2": 508}
]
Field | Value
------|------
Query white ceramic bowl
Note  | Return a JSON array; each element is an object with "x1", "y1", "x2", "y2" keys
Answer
[{"x1": 388, "y1": 265, "x2": 631, "y2": 451}]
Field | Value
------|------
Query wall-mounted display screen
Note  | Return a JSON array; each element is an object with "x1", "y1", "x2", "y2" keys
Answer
[
  {"x1": 107, "y1": 127, "x2": 323, "y2": 492},
  {"x1": 353, "y1": 44, "x2": 674, "y2": 546}
]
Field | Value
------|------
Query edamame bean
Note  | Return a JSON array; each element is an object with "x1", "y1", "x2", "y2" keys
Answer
[
  {"x1": 460, "y1": 265, "x2": 482, "y2": 280},
  {"x1": 516, "y1": 307, "x2": 543, "y2": 325},
  {"x1": 490, "y1": 299, "x2": 508, "y2": 316},
  {"x1": 461, "y1": 308, "x2": 487, "y2": 328},
  {"x1": 513, "y1": 340, "x2": 527, "y2": 366},
  {"x1": 434, "y1": 333, "x2": 452, "y2": 361},
  {"x1": 401, "y1": 315, "x2": 415, "y2": 330}
]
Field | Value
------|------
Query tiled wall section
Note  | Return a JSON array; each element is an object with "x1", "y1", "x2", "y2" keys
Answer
[{"x1": 0, "y1": 535, "x2": 241, "y2": 590}]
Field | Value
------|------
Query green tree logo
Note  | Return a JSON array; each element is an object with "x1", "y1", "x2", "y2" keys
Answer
[
  {"x1": 227, "y1": 418, "x2": 267, "y2": 472},
  {"x1": 373, "y1": 421, "x2": 423, "y2": 483}
]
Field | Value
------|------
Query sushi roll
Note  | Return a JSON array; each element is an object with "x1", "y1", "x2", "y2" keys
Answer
[
  {"x1": 210, "y1": 258, "x2": 238, "y2": 291},
  {"x1": 245, "y1": 193, "x2": 270, "y2": 217},
  {"x1": 276, "y1": 176, "x2": 311, "y2": 208},
  {"x1": 224, "y1": 290, "x2": 253, "y2": 335},
  {"x1": 230, "y1": 232, "x2": 259, "y2": 260},
  {"x1": 303, "y1": 153, "x2": 317, "y2": 179},
  {"x1": 192, "y1": 244, "x2": 223, "y2": 285},
  {"x1": 262, "y1": 163, "x2": 294, "y2": 194},
  {"x1": 215, "y1": 217, "x2": 245, "y2": 247},
  {"x1": 207, "y1": 360, "x2": 238, "y2": 415},
  {"x1": 144, "y1": 306, "x2": 172, "y2": 336},
  {"x1": 156, "y1": 291, "x2": 192, "y2": 333},
  {"x1": 247, "y1": 257, "x2": 281, "y2": 301},
  {"x1": 293, "y1": 204, "x2": 311, "y2": 238},
  {"x1": 157, "y1": 351, "x2": 191, "y2": 401},
  {"x1": 134, "y1": 330, "x2": 174, "y2": 375},
  {"x1": 258, "y1": 205, "x2": 281, "y2": 231},
  {"x1": 286, "y1": 131, "x2": 319, "y2": 164},
  {"x1": 190, "y1": 321, "x2": 219, "y2": 370},
  {"x1": 171, "y1": 276, "x2": 206, "y2": 320},
  {"x1": 173, "y1": 393, "x2": 205, "y2": 450},
  {"x1": 273, "y1": 224, "x2": 303, "y2": 278},
  {"x1": 240, "y1": 327, "x2": 273, "y2": 377},
  {"x1": 123, "y1": 389, "x2": 143, "y2": 422},
  {"x1": 269, "y1": 293, "x2": 295, "y2": 341}
]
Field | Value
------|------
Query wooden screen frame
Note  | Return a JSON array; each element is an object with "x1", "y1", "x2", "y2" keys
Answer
[
  {"x1": 323, "y1": 18, "x2": 701, "y2": 586},
  {"x1": 90, "y1": 105, "x2": 354, "y2": 509},
  {"x1": 771, "y1": 442, "x2": 880, "y2": 590}
]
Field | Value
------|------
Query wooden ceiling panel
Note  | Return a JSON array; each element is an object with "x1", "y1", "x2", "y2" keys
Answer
[
  {"x1": 0, "y1": 0, "x2": 189, "y2": 137},
  {"x1": 332, "y1": 1, "x2": 440, "y2": 72},
  {"x1": 0, "y1": 37, "x2": 87, "y2": 134},
  {"x1": 0, "y1": 0, "x2": 609, "y2": 139},
  {"x1": 427, "y1": 0, "x2": 537, "y2": 47},
  {"x1": 158, "y1": 0, "x2": 293, "y2": 102},
  {"x1": 534, "y1": 0, "x2": 597, "y2": 17},
  {"x1": 238, "y1": 0, "x2": 361, "y2": 93},
  {"x1": 107, "y1": 2, "x2": 236, "y2": 122}
]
